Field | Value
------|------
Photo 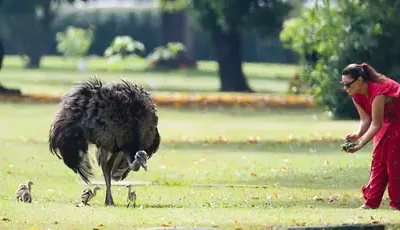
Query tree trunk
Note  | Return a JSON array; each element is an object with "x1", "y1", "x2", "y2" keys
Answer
[
  {"x1": 0, "y1": 39, "x2": 4, "y2": 70},
  {"x1": 25, "y1": 1, "x2": 53, "y2": 69},
  {"x1": 0, "y1": 39, "x2": 21, "y2": 95},
  {"x1": 161, "y1": 7, "x2": 197, "y2": 68},
  {"x1": 211, "y1": 27, "x2": 252, "y2": 92},
  {"x1": 25, "y1": 50, "x2": 42, "y2": 69}
]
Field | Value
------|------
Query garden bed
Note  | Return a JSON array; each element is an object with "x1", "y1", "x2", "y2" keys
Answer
[{"x1": 0, "y1": 92, "x2": 316, "y2": 108}]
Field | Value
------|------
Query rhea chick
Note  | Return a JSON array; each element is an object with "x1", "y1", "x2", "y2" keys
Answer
[
  {"x1": 16, "y1": 181, "x2": 34, "y2": 203},
  {"x1": 80, "y1": 185, "x2": 100, "y2": 206},
  {"x1": 126, "y1": 184, "x2": 137, "y2": 208}
]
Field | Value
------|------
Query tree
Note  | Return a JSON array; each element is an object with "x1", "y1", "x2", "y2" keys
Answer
[
  {"x1": 0, "y1": 0, "x2": 89, "y2": 95},
  {"x1": 0, "y1": 0, "x2": 90, "y2": 69},
  {"x1": 280, "y1": 0, "x2": 400, "y2": 119},
  {"x1": 160, "y1": 0, "x2": 197, "y2": 68},
  {"x1": 191, "y1": 0, "x2": 291, "y2": 92},
  {"x1": 161, "y1": 0, "x2": 291, "y2": 92}
]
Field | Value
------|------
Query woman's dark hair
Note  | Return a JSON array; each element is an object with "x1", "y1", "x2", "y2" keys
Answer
[{"x1": 341, "y1": 63, "x2": 386, "y2": 82}]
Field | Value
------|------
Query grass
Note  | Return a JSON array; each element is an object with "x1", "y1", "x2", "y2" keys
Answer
[
  {"x1": 0, "y1": 55, "x2": 298, "y2": 95},
  {"x1": 1, "y1": 58, "x2": 398, "y2": 229},
  {"x1": 1, "y1": 103, "x2": 400, "y2": 230}
]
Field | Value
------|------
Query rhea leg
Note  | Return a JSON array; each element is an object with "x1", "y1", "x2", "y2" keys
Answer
[
  {"x1": 97, "y1": 148, "x2": 116, "y2": 206},
  {"x1": 101, "y1": 162, "x2": 114, "y2": 206}
]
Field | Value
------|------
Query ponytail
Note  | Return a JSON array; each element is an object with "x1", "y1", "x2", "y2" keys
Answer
[{"x1": 360, "y1": 63, "x2": 386, "y2": 82}]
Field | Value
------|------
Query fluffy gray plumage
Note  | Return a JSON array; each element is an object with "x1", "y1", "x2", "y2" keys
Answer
[
  {"x1": 81, "y1": 185, "x2": 100, "y2": 206},
  {"x1": 126, "y1": 184, "x2": 137, "y2": 208},
  {"x1": 49, "y1": 77, "x2": 160, "y2": 206},
  {"x1": 16, "y1": 181, "x2": 33, "y2": 203}
]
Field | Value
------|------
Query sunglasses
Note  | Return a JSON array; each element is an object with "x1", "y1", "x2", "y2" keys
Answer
[{"x1": 340, "y1": 78, "x2": 357, "y2": 88}]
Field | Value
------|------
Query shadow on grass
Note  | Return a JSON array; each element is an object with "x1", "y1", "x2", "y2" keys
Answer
[
  {"x1": 214, "y1": 165, "x2": 370, "y2": 190},
  {"x1": 5, "y1": 75, "x2": 280, "y2": 94},
  {"x1": 4, "y1": 65, "x2": 292, "y2": 81},
  {"x1": 162, "y1": 141, "x2": 344, "y2": 153}
]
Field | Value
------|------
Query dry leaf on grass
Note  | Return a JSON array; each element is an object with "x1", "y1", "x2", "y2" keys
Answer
[
  {"x1": 1, "y1": 217, "x2": 10, "y2": 221},
  {"x1": 161, "y1": 221, "x2": 173, "y2": 227},
  {"x1": 313, "y1": 196, "x2": 324, "y2": 202}
]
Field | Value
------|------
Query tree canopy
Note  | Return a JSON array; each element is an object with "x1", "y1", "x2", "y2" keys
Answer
[{"x1": 280, "y1": 0, "x2": 400, "y2": 119}]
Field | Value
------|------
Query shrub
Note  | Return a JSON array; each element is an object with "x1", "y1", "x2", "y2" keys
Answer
[
  {"x1": 280, "y1": 0, "x2": 400, "y2": 119},
  {"x1": 56, "y1": 26, "x2": 94, "y2": 58},
  {"x1": 146, "y1": 42, "x2": 187, "y2": 70},
  {"x1": 103, "y1": 36, "x2": 145, "y2": 71}
]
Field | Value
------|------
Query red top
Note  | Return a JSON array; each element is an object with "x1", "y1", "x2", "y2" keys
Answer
[{"x1": 352, "y1": 78, "x2": 400, "y2": 148}]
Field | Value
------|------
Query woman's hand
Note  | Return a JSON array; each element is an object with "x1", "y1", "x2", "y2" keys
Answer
[
  {"x1": 345, "y1": 141, "x2": 363, "y2": 153},
  {"x1": 345, "y1": 133, "x2": 360, "y2": 142}
]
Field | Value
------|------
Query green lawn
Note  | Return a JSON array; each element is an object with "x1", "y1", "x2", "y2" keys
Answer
[
  {"x1": 1, "y1": 58, "x2": 398, "y2": 229},
  {"x1": 1, "y1": 103, "x2": 399, "y2": 230},
  {"x1": 0, "y1": 56, "x2": 298, "y2": 95}
]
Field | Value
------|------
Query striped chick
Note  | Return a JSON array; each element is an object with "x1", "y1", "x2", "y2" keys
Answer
[
  {"x1": 16, "y1": 181, "x2": 34, "y2": 203},
  {"x1": 80, "y1": 185, "x2": 100, "y2": 206},
  {"x1": 126, "y1": 184, "x2": 137, "y2": 208}
]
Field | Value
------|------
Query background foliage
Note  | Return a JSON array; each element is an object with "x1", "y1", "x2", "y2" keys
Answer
[{"x1": 280, "y1": 0, "x2": 400, "y2": 119}]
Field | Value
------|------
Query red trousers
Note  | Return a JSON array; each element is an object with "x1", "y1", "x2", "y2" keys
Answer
[{"x1": 362, "y1": 126, "x2": 400, "y2": 209}]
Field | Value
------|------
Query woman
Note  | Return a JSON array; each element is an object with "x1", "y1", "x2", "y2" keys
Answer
[{"x1": 342, "y1": 63, "x2": 400, "y2": 210}]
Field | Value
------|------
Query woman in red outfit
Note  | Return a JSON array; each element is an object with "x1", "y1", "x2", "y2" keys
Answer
[{"x1": 341, "y1": 63, "x2": 400, "y2": 210}]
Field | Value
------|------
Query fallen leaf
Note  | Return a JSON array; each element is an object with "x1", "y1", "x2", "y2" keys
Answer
[
  {"x1": 327, "y1": 196, "x2": 337, "y2": 203},
  {"x1": 249, "y1": 195, "x2": 260, "y2": 200},
  {"x1": 290, "y1": 219, "x2": 297, "y2": 223},
  {"x1": 199, "y1": 158, "x2": 208, "y2": 162},
  {"x1": 234, "y1": 220, "x2": 238, "y2": 224},
  {"x1": 6, "y1": 171, "x2": 11, "y2": 175},
  {"x1": 1, "y1": 217, "x2": 10, "y2": 221},
  {"x1": 313, "y1": 196, "x2": 324, "y2": 202},
  {"x1": 98, "y1": 223, "x2": 104, "y2": 227},
  {"x1": 53, "y1": 221, "x2": 59, "y2": 224},
  {"x1": 250, "y1": 172, "x2": 257, "y2": 176},
  {"x1": 161, "y1": 221, "x2": 173, "y2": 227}
]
